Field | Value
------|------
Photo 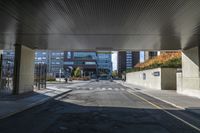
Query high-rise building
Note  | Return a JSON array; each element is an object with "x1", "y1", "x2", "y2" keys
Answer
[
  {"x1": 35, "y1": 51, "x2": 64, "y2": 77},
  {"x1": 144, "y1": 51, "x2": 158, "y2": 61},
  {"x1": 118, "y1": 51, "x2": 140, "y2": 75},
  {"x1": 1, "y1": 50, "x2": 15, "y2": 78},
  {"x1": 48, "y1": 51, "x2": 64, "y2": 77},
  {"x1": 118, "y1": 51, "x2": 126, "y2": 75},
  {"x1": 97, "y1": 51, "x2": 112, "y2": 77}
]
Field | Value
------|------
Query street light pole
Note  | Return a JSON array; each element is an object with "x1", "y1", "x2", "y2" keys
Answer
[{"x1": 59, "y1": 68, "x2": 61, "y2": 82}]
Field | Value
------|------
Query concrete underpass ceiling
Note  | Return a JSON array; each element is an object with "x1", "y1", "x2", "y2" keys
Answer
[{"x1": 0, "y1": 0, "x2": 200, "y2": 51}]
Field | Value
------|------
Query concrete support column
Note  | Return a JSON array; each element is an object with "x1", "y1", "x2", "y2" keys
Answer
[
  {"x1": 144, "y1": 51, "x2": 149, "y2": 61},
  {"x1": 177, "y1": 46, "x2": 200, "y2": 98},
  {"x1": 13, "y1": 44, "x2": 35, "y2": 94}
]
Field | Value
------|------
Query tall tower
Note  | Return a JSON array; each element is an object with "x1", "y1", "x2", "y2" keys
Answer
[
  {"x1": 118, "y1": 51, "x2": 139, "y2": 76},
  {"x1": 144, "y1": 51, "x2": 158, "y2": 61}
]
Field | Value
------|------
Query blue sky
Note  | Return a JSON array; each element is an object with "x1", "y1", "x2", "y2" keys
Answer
[
  {"x1": 112, "y1": 51, "x2": 118, "y2": 71},
  {"x1": 140, "y1": 51, "x2": 144, "y2": 62}
]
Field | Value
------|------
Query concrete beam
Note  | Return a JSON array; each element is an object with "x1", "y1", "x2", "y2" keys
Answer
[{"x1": 13, "y1": 44, "x2": 35, "y2": 94}]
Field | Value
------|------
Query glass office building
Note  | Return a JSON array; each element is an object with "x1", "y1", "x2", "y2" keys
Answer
[
  {"x1": 1, "y1": 50, "x2": 113, "y2": 79},
  {"x1": 64, "y1": 51, "x2": 113, "y2": 78},
  {"x1": 1, "y1": 50, "x2": 15, "y2": 78},
  {"x1": 97, "y1": 51, "x2": 112, "y2": 77},
  {"x1": 126, "y1": 51, "x2": 133, "y2": 69},
  {"x1": 64, "y1": 51, "x2": 97, "y2": 77},
  {"x1": 118, "y1": 51, "x2": 140, "y2": 76},
  {"x1": 35, "y1": 51, "x2": 64, "y2": 77}
]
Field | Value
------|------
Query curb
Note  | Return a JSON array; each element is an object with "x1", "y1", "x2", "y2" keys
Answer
[
  {"x1": 139, "y1": 91, "x2": 185, "y2": 110},
  {"x1": 0, "y1": 89, "x2": 72, "y2": 120},
  {"x1": 120, "y1": 82, "x2": 186, "y2": 110}
]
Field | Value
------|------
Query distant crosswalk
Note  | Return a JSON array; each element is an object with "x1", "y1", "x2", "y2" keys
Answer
[{"x1": 72, "y1": 87, "x2": 127, "y2": 91}]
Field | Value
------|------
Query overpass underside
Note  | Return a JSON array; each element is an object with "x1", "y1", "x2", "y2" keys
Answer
[{"x1": 0, "y1": 0, "x2": 199, "y2": 97}]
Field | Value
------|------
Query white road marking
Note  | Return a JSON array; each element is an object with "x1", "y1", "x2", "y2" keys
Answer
[
  {"x1": 114, "y1": 88, "x2": 119, "y2": 91},
  {"x1": 102, "y1": 88, "x2": 106, "y2": 90},
  {"x1": 120, "y1": 88, "x2": 125, "y2": 91},
  {"x1": 127, "y1": 90, "x2": 200, "y2": 132},
  {"x1": 108, "y1": 88, "x2": 112, "y2": 90}
]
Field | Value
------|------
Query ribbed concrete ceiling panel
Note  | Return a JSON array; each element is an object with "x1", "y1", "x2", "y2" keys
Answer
[{"x1": 0, "y1": 0, "x2": 200, "y2": 50}]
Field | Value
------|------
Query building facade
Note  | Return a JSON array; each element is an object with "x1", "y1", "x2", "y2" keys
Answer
[
  {"x1": 63, "y1": 51, "x2": 97, "y2": 77},
  {"x1": 1, "y1": 50, "x2": 15, "y2": 78},
  {"x1": 63, "y1": 51, "x2": 113, "y2": 78},
  {"x1": 35, "y1": 51, "x2": 64, "y2": 77},
  {"x1": 144, "y1": 51, "x2": 158, "y2": 61},
  {"x1": 97, "y1": 51, "x2": 112, "y2": 77},
  {"x1": 118, "y1": 51, "x2": 140, "y2": 76},
  {"x1": 2, "y1": 50, "x2": 113, "y2": 79}
]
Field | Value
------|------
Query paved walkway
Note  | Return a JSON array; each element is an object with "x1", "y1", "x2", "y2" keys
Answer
[
  {"x1": 0, "y1": 80, "x2": 93, "y2": 119},
  {"x1": 0, "y1": 87, "x2": 71, "y2": 119},
  {"x1": 115, "y1": 80, "x2": 200, "y2": 115}
]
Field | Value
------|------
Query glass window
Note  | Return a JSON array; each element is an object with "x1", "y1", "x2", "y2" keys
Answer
[
  {"x1": 67, "y1": 52, "x2": 71, "y2": 59},
  {"x1": 73, "y1": 52, "x2": 96, "y2": 60},
  {"x1": 85, "y1": 62, "x2": 96, "y2": 65},
  {"x1": 64, "y1": 61, "x2": 74, "y2": 65}
]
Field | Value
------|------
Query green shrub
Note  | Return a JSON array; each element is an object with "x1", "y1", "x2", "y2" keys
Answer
[{"x1": 74, "y1": 67, "x2": 81, "y2": 77}]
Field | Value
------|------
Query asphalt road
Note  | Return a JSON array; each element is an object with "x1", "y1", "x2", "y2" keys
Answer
[{"x1": 0, "y1": 81, "x2": 200, "y2": 133}]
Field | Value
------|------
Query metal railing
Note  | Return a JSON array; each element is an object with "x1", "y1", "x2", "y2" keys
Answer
[{"x1": 35, "y1": 64, "x2": 47, "y2": 90}]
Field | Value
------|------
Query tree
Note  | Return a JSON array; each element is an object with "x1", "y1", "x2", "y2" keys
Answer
[
  {"x1": 74, "y1": 67, "x2": 81, "y2": 77},
  {"x1": 71, "y1": 68, "x2": 76, "y2": 77},
  {"x1": 112, "y1": 70, "x2": 118, "y2": 78}
]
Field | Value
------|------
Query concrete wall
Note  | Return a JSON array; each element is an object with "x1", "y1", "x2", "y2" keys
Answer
[
  {"x1": 18, "y1": 45, "x2": 35, "y2": 93},
  {"x1": 161, "y1": 68, "x2": 177, "y2": 90},
  {"x1": 126, "y1": 68, "x2": 177, "y2": 90},
  {"x1": 177, "y1": 46, "x2": 200, "y2": 98}
]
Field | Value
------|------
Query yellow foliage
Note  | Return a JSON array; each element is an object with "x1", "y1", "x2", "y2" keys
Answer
[{"x1": 135, "y1": 52, "x2": 181, "y2": 69}]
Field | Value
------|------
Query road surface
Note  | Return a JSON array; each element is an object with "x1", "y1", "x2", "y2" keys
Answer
[{"x1": 0, "y1": 81, "x2": 200, "y2": 133}]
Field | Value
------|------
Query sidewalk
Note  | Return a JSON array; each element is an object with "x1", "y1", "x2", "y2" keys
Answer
[
  {"x1": 0, "y1": 87, "x2": 72, "y2": 119},
  {"x1": 115, "y1": 80, "x2": 200, "y2": 115},
  {"x1": 0, "y1": 80, "x2": 93, "y2": 119}
]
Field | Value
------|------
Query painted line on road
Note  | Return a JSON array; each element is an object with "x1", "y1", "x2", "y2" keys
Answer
[
  {"x1": 127, "y1": 90, "x2": 200, "y2": 132},
  {"x1": 139, "y1": 90, "x2": 185, "y2": 110},
  {"x1": 114, "y1": 88, "x2": 119, "y2": 91},
  {"x1": 102, "y1": 88, "x2": 106, "y2": 90},
  {"x1": 108, "y1": 88, "x2": 112, "y2": 90},
  {"x1": 119, "y1": 81, "x2": 185, "y2": 110},
  {"x1": 120, "y1": 88, "x2": 125, "y2": 91}
]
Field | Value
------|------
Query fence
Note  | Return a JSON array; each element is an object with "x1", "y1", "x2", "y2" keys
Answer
[{"x1": 35, "y1": 64, "x2": 47, "y2": 89}]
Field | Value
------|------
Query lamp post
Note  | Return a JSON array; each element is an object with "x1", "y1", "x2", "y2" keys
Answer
[{"x1": 59, "y1": 68, "x2": 61, "y2": 82}]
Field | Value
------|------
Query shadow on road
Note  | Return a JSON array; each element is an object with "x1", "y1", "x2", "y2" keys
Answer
[{"x1": 0, "y1": 96, "x2": 200, "y2": 133}]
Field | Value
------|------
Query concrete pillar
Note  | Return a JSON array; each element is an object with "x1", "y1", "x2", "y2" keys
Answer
[
  {"x1": 13, "y1": 44, "x2": 35, "y2": 94},
  {"x1": 177, "y1": 46, "x2": 200, "y2": 98},
  {"x1": 144, "y1": 51, "x2": 149, "y2": 61}
]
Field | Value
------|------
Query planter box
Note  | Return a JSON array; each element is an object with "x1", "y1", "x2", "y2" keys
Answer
[{"x1": 126, "y1": 68, "x2": 177, "y2": 90}]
